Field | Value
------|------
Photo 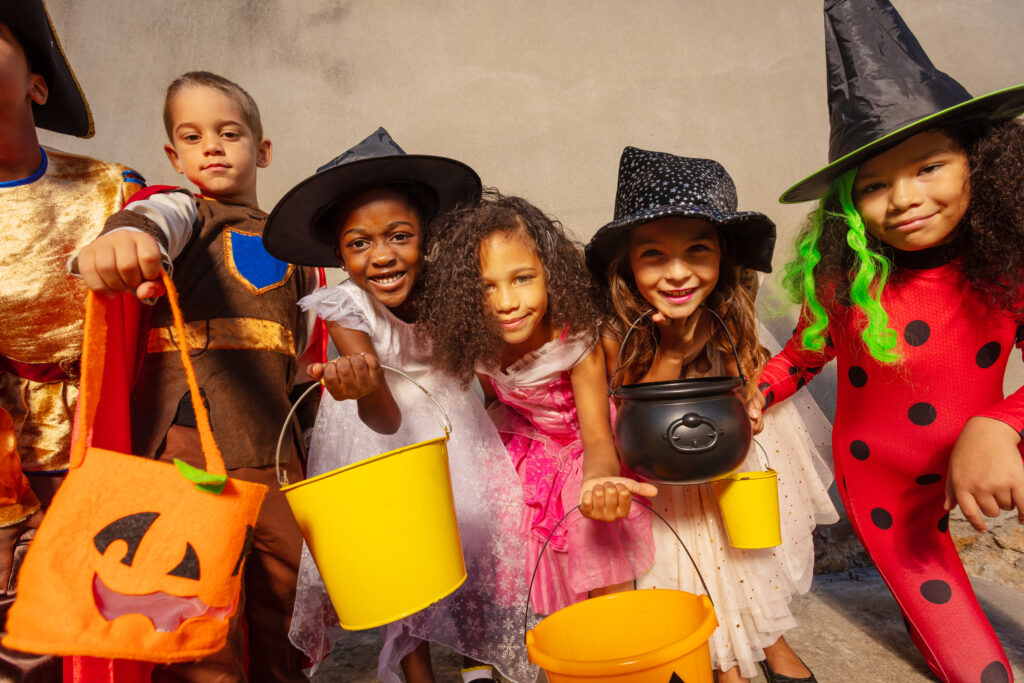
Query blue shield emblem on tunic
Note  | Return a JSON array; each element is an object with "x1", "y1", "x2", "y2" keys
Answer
[{"x1": 224, "y1": 230, "x2": 293, "y2": 294}]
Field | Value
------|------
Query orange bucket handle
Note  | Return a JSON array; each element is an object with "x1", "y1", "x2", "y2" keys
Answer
[
  {"x1": 523, "y1": 499, "x2": 714, "y2": 637},
  {"x1": 273, "y1": 364, "x2": 453, "y2": 487}
]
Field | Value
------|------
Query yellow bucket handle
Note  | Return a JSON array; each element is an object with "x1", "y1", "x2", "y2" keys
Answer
[
  {"x1": 274, "y1": 364, "x2": 453, "y2": 487},
  {"x1": 524, "y1": 500, "x2": 714, "y2": 637}
]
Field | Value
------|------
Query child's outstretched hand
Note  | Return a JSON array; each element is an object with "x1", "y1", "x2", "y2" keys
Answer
[
  {"x1": 579, "y1": 477, "x2": 659, "y2": 522},
  {"x1": 77, "y1": 230, "x2": 166, "y2": 299},
  {"x1": 308, "y1": 353, "x2": 385, "y2": 402},
  {"x1": 944, "y1": 416, "x2": 1024, "y2": 532}
]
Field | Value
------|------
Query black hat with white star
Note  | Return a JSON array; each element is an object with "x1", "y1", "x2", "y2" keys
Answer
[{"x1": 585, "y1": 146, "x2": 776, "y2": 280}]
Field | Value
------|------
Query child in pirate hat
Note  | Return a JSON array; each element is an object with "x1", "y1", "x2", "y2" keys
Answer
[
  {"x1": 263, "y1": 128, "x2": 533, "y2": 683},
  {"x1": 760, "y1": 1, "x2": 1024, "y2": 681},
  {"x1": 0, "y1": 1, "x2": 143, "y2": 677}
]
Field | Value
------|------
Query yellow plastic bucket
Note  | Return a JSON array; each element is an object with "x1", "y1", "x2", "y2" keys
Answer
[
  {"x1": 712, "y1": 468, "x2": 782, "y2": 549},
  {"x1": 276, "y1": 367, "x2": 465, "y2": 630},
  {"x1": 526, "y1": 589, "x2": 717, "y2": 682}
]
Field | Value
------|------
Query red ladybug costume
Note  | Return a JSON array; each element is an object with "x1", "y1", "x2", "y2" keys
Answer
[{"x1": 760, "y1": 247, "x2": 1020, "y2": 683}]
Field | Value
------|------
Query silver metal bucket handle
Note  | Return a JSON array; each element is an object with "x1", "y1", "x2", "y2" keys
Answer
[
  {"x1": 523, "y1": 500, "x2": 714, "y2": 637},
  {"x1": 275, "y1": 364, "x2": 453, "y2": 487}
]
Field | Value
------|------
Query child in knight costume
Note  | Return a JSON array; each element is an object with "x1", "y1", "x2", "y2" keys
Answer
[
  {"x1": 0, "y1": 1, "x2": 143, "y2": 678},
  {"x1": 74, "y1": 71, "x2": 321, "y2": 682}
]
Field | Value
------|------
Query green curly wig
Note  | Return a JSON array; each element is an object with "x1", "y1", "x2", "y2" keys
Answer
[{"x1": 782, "y1": 169, "x2": 900, "y2": 363}]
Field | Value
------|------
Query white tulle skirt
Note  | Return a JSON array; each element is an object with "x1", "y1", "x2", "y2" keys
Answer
[{"x1": 637, "y1": 379, "x2": 838, "y2": 679}]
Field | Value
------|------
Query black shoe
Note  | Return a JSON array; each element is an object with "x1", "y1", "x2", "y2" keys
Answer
[{"x1": 758, "y1": 658, "x2": 817, "y2": 683}]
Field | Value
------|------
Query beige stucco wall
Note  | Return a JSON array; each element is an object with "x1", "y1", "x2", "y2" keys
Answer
[{"x1": 37, "y1": 0, "x2": 1024, "y2": 413}]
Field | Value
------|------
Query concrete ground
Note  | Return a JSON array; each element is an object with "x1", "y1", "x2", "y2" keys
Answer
[{"x1": 311, "y1": 569, "x2": 1023, "y2": 682}]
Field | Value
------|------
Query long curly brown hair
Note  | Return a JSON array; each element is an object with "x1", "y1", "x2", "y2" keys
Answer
[
  {"x1": 419, "y1": 190, "x2": 603, "y2": 385},
  {"x1": 605, "y1": 233, "x2": 769, "y2": 404},
  {"x1": 785, "y1": 119, "x2": 1024, "y2": 316}
]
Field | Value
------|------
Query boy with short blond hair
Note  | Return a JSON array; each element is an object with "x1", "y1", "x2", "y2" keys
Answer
[{"x1": 76, "y1": 71, "x2": 315, "y2": 682}]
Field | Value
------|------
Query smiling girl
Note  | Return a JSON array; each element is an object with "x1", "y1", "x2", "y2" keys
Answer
[
  {"x1": 420, "y1": 192, "x2": 658, "y2": 616},
  {"x1": 759, "y1": 1, "x2": 1024, "y2": 679},
  {"x1": 261, "y1": 130, "x2": 533, "y2": 683},
  {"x1": 585, "y1": 147, "x2": 837, "y2": 683}
]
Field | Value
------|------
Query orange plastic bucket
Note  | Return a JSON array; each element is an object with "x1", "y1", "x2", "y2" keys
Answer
[{"x1": 525, "y1": 502, "x2": 717, "y2": 682}]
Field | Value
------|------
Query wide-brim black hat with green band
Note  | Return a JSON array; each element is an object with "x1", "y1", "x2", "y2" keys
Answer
[
  {"x1": 780, "y1": 0, "x2": 1024, "y2": 204},
  {"x1": 0, "y1": 0, "x2": 93, "y2": 138},
  {"x1": 263, "y1": 127, "x2": 482, "y2": 267}
]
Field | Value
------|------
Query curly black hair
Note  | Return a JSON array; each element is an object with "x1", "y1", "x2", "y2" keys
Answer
[
  {"x1": 418, "y1": 190, "x2": 603, "y2": 385},
  {"x1": 785, "y1": 119, "x2": 1024, "y2": 317}
]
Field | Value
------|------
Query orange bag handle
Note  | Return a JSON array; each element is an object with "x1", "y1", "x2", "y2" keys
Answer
[{"x1": 71, "y1": 272, "x2": 226, "y2": 476}]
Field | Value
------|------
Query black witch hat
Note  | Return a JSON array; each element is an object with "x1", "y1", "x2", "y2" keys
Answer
[
  {"x1": 0, "y1": 0, "x2": 93, "y2": 137},
  {"x1": 781, "y1": 0, "x2": 1024, "y2": 203},
  {"x1": 263, "y1": 127, "x2": 482, "y2": 267},
  {"x1": 585, "y1": 146, "x2": 776, "y2": 281}
]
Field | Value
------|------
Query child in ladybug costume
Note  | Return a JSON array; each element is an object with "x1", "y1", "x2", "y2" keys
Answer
[{"x1": 758, "y1": 1, "x2": 1024, "y2": 681}]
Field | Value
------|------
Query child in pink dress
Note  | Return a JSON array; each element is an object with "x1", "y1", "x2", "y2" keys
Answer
[{"x1": 420, "y1": 192, "x2": 657, "y2": 614}]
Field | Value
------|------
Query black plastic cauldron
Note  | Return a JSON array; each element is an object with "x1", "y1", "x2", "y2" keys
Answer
[{"x1": 611, "y1": 308, "x2": 752, "y2": 485}]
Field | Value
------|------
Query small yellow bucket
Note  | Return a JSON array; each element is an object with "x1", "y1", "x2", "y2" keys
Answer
[
  {"x1": 525, "y1": 502, "x2": 717, "y2": 682},
  {"x1": 527, "y1": 589, "x2": 717, "y2": 682},
  {"x1": 276, "y1": 368, "x2": 465, "y2": 630},
  {"x1": 712, "y1": 441, "x2": 782, "y2": 549}
]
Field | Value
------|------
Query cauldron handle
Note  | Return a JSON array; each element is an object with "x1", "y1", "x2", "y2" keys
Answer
[
  {"x1": 273, "y1": 365, "x2": 453, "y2": 487},
  {"x1": 608, "y1": 306, "x2": 747, "y2": 397},
  {"x1": 523, "y1": 500, "x2": 714, "y2": 638}
]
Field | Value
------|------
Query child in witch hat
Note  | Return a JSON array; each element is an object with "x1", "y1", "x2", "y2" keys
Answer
[
  {"x1": 0, "y1": 1, "x2": 144, "y2": 679},
  {"x1": 760, "y1": 1, "x2": 1024, "y2": 681},
  {"x1": 585, "y1": 147, "x2": 837, "y2": 683},
  {"x1": 262, "y1": 128, "x2": 533, "y2": 683}
]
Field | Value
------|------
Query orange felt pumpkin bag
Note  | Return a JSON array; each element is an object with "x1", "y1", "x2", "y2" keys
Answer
[{"x1": 2, "y1": 274, "x2": 267, "y2": 662}]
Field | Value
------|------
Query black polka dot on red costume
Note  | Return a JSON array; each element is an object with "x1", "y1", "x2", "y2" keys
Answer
[
  {"x1": 920, "y1": 579, "x2": 952, "y2": 604},
  {"x1": 850, "y1": 440, "x2": 870, "y2": 460},
  {"x1": 980, "y1": 660, "x2": 1010, "y2": 683},
  {"x1": 915, "y1": 474, "x2": 942, "y2": 485},
  {"x1": 764, "y1": 391, "x2": 774, "y2": 406},
  {"x1": 788, "y1": 366, "x2": 799, "y2": 375},
  {"x1": 842, "y1": 477, "x2": 847, "y2": 491},
  {"x1": 1015, "y1": 324, "x2": 1024, "y2": 346},
  {"x1": 871, "y1": 508, "x2": 893, "y2": 529},
  {"x1": 848, "y1": 366, "x2": 867, "y2": 387},
  {"x1": 976, "y1": 342, "x2": 1001, "y2": 369},
  {"x1": 796, "y1": 377, "x2": 807, "y2": 389},
  {"x1": 904, "y1": 320, "x2": 930, "y2": 346},
  {"x1": 938, "y1": 513, "x2": 949, "y2": 533},
  {"x1": 758, "y1": 382, "x2": 769, "y2": 392},
  {"x1": 908, "y1": 402, "x2": 937, "y2": 426}
]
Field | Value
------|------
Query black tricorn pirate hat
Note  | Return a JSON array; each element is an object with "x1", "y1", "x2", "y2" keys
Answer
[
  {"x1": 263, "y1": 127, "x2": 482, "y2": 267},
  {"x1": 0, "y1": 0, "x2": 93, "y2": 137},
  {"x1": 585, "y1": 146, "x2": 776, "y2": 281},
  {"x1": 781, "y1": 0, "x2": 1024, "y2": 203}
]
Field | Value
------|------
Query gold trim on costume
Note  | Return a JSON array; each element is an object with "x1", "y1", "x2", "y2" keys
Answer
[
  {"x1": 147, "y1": 318, "x2": 296, "y2": 356},
  {"x1": 222, "y1": 228, "x2": 294, "y2": 295}
]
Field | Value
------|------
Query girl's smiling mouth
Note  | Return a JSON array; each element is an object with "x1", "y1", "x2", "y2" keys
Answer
[
  {"x1": 888, "y1": 212, "x2": 936, "y2": 232},
  {"x1": 367, "y1": 271, "x2": 407, "y2": 289},
  {"x1": 497, "y1": 314, "x2": 529, "y2": 330},
  {"x1": 660, "y1": 287, "x2": 697, "y2": 305}
]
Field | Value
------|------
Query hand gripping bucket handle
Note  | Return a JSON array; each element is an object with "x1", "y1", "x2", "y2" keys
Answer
[
  {"x1": 274, "y1": 365, "x2": 453, "y2": 486},
  {"x1": 609, "y1": 306, "x2": 747, "y2": 394}
]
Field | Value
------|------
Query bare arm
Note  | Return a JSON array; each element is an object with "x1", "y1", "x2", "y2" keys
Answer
[
  {"x1": 306, "y1": 321, "x2": 401, "y2": 434},
  {"x1": 574, "y1": 343, "x2": 658, "y2": 521}
]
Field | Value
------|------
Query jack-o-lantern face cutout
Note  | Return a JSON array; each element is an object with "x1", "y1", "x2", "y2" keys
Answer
[{"x1": 90, "y1": 511, "x2": 255, "y2": 632}]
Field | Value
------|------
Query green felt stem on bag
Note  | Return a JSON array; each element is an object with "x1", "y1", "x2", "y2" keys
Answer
[{"x1": 173, "y1": 458, "x2": 228, "y2": 495}]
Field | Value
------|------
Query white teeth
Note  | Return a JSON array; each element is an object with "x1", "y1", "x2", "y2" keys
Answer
[{"x1": 371, "y1": 274, "x2": 402, "y2": 285}]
